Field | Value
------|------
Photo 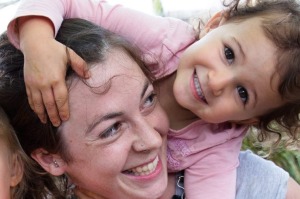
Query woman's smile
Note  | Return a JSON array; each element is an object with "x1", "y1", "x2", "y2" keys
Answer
[{"x1": 123, "y1": 156, "x2": 159, "y2": 176}]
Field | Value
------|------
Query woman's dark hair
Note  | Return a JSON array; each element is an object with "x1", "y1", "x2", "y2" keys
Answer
[{"x1": 0, "y1": 18, "x2": 154, "y2": 198}]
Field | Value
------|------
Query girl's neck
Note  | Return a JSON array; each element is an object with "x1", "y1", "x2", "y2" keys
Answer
[{"x1": 155, "y1": 72, "x2": 198, "y2": 130}]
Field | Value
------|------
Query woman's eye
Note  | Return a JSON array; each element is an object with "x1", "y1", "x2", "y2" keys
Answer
[
  {"x1": 100, "y1": 122, "x2": 122, "y2": 139},
  {"x1": 237, "y1": 86, "x2": 248, "y2": 104},
  {"x1": 224, "y1": 46, "x2": 234, "y2": 64},
  {"x1": 143, "y1": 92, "x2": 157, "y2": 108}
]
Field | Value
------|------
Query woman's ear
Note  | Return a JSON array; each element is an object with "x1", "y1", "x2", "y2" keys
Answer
[
  {"x1": 31, "y1": 148, "x2": 66, "y2": 176},
  {"x1": 200, "y1": 11, "x2": 228, "y2": 38},
  {"x1": 10, "y1": 154, "x2": 23, "y2": 187}
]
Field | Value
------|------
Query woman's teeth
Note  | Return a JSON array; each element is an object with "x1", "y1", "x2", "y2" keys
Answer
[
  {"x1": 124, "y1": 156, "x2": 159, "y2": 176},
  {"x1": 194, "y1": 72, "x2": 206, "y2": 102}
]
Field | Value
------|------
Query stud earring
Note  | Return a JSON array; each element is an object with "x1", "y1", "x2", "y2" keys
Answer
[{"x1": 53, "y1": 160, "x2": 59, "y2": 168}]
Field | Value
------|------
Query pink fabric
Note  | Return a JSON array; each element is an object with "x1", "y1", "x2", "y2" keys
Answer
[
  {"x1": 7, "y1": 0, "x2": 196, "y2": 79},
  {"x1": 168, "y1": 120, "x2": 247, "y2": 198},
  {"x1": 7, "y1": 1, "x2": 247, "y2": 198}
]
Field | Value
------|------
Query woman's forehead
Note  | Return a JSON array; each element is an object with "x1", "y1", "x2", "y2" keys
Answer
[
  {"x1": 62, "y1": 48, "x2": 148, "y2": 129},
  {"x1": 86, "y1": 49, "x2": 144, "y2": 87}
]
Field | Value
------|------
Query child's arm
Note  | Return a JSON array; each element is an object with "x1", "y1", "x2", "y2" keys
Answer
[
  {"x1": 7, "y1": 0, "x2": 196, "y2": 126},
  {"x1": 184, "y1": 137, "x2": 242, "y2": 199},
  {"x1": 168, "y1": 124, "x2": 246, "y2": 198}
]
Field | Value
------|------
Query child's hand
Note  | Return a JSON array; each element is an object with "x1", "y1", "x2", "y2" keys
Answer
[
  {"x1": 19, "y1": 17, "x2": 89, "y2": 126},
  {"x1": 24, "y1": 40, "x2": 89, "y2": 126}
]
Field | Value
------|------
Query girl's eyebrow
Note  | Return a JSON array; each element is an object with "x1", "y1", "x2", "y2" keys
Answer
[
  {"x1": 231, "y1": 36, "x2": 245, "y2": 60},
  {"x1": 85, "y1": 79, "x2": 150, "y2": 135}
]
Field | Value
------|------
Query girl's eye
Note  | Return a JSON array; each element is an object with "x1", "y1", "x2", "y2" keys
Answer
[
  {"x1": 143, "y1": 92, "x2": 157, "y2": 109},
  {"x1": 100, "y1": 122, "x2": 122, "y2": 139},
  {"x1": 237, "y1": 86, "x2": 248, "y2": 104},
  {"x1": 224, "y1": 46, "x2": 234, "y2": 64}
]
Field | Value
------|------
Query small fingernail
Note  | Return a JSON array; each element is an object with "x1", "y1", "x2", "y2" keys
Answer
[
  {"x1": 53, "y1": 121, "x2": 61, "y2": 127},
  {"x1": 61, "y1": 114, "x2": 69, "y2": 121},
  {"x1": 85, "y1": 71, "x2": 91, "y2": 78},
  {"x1": 61, "y1": 117, "x2": 68, "y2": 121},
  {"x1": 40, "y1": 116, "x2": 47, "y2": 124}
]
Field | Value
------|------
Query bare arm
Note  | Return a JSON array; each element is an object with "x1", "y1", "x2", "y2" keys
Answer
[
  {"x1": 7, "y1": 0, "x2": 195, "y2": 126},
  {"x1": 286, "y1": 177, "x2": 300, "y2": 199}
]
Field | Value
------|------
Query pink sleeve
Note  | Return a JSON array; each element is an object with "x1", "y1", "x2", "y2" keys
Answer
[
  {"x1": 7, "y1": 0, "x2": 196, "y2": 78},
  {"x1": 184, "y1": 135, "x2": 243, "y2": 199},
  {"x1": 167, "y1": 122, "x2": 247, "y2": 198}
]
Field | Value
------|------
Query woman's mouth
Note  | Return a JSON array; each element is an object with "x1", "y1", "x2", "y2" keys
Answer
[
  {"x1": 193, "y1": 72, "x2": 207, "y2": 103},
  {"x1": 122, "y1": 156, "x2": 159, "y2": 176}
]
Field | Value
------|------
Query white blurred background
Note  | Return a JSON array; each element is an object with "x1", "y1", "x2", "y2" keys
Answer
[{"x1": 0, "y1": 0, "x2": 223, "y2": 33}]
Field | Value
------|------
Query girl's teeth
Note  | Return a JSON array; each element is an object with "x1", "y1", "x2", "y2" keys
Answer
[{"x1": 194, "y1": 72, "x2": 206, "y2": 102}]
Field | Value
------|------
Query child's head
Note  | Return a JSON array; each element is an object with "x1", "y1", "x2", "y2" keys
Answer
[
  {"x1": 0, "y1": 107, "x2": 25, "y2": 198},
  {"x1": 174, "y1": 0, "x2": 300, "y2": 139}
]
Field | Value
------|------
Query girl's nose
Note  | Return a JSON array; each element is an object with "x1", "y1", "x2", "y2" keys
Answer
[{"x1": 207, "y1": 70, "x2": 233, "y2": 96}]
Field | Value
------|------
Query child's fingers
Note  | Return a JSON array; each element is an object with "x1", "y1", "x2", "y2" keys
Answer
[
  {"x1": 26, "y1": 87, "x2": 34, "y2": 111},
  {"x1": 31, "y1": 89, "x2": 47, "y2": 124},
  {"x1": 67, "y1": 47, "x2": 90, "y2": 78},
  {"x1": 53, "y1": 81, "x2": 69, "y2": 122},
  {"x1": 42, "y1": 89, "x2": 61, "y2": 127}
]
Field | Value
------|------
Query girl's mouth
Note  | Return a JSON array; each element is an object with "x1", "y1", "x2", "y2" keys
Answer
[
  {"x1": 122, "y1": 156, "x2": 159, "y2": 176},
  {"x1": 193, "y1": 71, "x2": 207, "y2": 103}
]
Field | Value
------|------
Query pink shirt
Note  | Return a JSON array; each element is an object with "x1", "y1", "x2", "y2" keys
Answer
[
  {"x1": 168, "y1": 120, "x2": 247, "y2": 198},
  {"x1": 7, "y1": 1, "x2": 247, "y2": 198}
]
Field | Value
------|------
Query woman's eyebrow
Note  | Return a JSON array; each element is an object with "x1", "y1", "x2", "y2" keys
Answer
[
  {"x1": 85, "y1": 112, "x2": 123, "y2": 135},
  {"x1": 85, "y1": 79, "x2": 150, "y2": 135}
]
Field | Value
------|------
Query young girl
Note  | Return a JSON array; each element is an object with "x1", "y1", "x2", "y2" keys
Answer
[
  {"x1": 0, "y1": 105, "x2": 53, "y2": 199},
  {"x1": 0, "y1": 33, "x2": 74, "y2": 199},
  {"x1": 6, "y1": 0, "x2": 300, "y2": 198},
  {"x1": 0, "y1": 107, "x2": 24, "y2": 199}
]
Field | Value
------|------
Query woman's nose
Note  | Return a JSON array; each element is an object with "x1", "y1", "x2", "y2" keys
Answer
[
  {"x1": 133, "y1": 120, "x2": 162, "y2": 152},
  {"x1": 207, "y1": 70, "x2": 233, "y2": 96}
]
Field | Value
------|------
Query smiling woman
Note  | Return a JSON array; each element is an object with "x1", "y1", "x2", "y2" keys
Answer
[{"x1": 0, "y1": 18, "x2": 169, "y2": 198}]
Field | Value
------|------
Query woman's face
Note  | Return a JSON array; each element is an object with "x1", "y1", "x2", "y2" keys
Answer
[{"x1": 59, "y1": 49, "x2": 169, "y2": 199}]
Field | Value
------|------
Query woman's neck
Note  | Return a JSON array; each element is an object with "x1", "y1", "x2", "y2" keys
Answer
[{"x1": 155, "y1": 72, "x2": 198, "y2": 130}]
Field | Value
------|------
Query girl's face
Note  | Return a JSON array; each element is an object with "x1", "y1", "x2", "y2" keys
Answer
[
  {"x1": 59, "y1": 49, "x2": 169, "y2": 199},
  {"x1": 174, "y1": 17, "x2": 285, "y2": 123}
]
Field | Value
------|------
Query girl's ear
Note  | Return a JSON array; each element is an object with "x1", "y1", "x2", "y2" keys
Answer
[
  {"x1": 10, "y1": 154, "x2": 23, "y2": 187},
  {"x1": 31, "y1": 148, "x2": 66, "y2": 176},
  {"x1": 200, "y1": 11, "x2": 228, "y2": 38}
]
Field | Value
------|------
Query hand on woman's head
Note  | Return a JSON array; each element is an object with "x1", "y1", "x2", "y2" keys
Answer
[
  {"x1": 24, "y1": 38, "x2": 89, "y2": 127},
  {"x1": 18, "y1": 16, "x2": 89, "y2": 127},
  {"x1": 0, "y1": 18, "x2": 169, "y2": 199}
]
